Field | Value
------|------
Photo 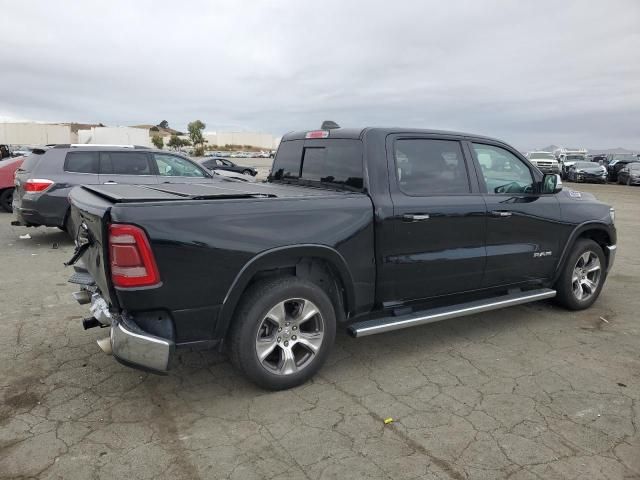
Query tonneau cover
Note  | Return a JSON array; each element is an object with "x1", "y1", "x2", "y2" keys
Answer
[{"x1": 80, "y1": 181, "x2": 358, "y2": 203}]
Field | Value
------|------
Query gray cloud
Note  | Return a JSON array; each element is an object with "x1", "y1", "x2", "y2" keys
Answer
[{"x1": 1, "y1": 0, "x2": 638, "y2": 150}]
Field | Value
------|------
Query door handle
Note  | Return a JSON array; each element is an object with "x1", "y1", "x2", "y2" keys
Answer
[
  {"x1": 490, "y1": 210, "x2": 512, "y2": 217},
  {"x1": 402, "y1": 213, "x2": 430, "y2": 222},
  {"x1": 103, "y1": 181, "x2": 118, "y2": 185}
]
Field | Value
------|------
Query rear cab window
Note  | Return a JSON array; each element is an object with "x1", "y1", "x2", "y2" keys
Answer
[{"x1": 270, "y1": 139, "x2": 363, "y2": 190}]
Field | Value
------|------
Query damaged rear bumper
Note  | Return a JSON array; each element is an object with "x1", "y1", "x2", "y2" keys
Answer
[{"x1": 73, "y1": 287, "x2": 174, "y2": 373}]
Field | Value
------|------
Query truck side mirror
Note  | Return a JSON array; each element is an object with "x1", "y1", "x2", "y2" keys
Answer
[{"x1": 542, "y1": 173, "x2": 563, "y2": 194}]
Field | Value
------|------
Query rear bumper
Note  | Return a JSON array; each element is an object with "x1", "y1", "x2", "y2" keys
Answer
[
  {"x1": 13, "y1": 206, "x2": 49, "y2": 227},
  {"x1": 110, "y1": 315, "x2": 174, "y2": 373},
  {"x1": 75, "y1": 289, "x2": 175, "y2": 373}
]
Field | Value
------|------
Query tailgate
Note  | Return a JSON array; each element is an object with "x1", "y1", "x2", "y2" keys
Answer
[{"x1": 68, "y1": 186, "x2": 116, "y2": 307}]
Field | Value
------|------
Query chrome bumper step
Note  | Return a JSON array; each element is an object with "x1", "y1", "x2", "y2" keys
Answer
[{"x1": 348, "y1": 288, "x2": 556, "y2": 338}]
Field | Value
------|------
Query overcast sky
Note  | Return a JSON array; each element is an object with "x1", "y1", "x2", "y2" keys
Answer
[{"x1": 1, "y1": 0, "x2": 638, "y2": 150}]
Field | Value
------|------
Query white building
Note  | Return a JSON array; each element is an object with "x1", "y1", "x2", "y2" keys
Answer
[
  {"x1": 77, "y1": 127, "x2": 151, "y2": 147},
  {"x1": 0, "y1": 122, "x2": 75, "y2": 145}
]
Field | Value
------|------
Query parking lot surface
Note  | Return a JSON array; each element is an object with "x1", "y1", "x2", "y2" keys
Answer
[{"x1": 1, "y1": 183, "x2": 639, "y2": 479}]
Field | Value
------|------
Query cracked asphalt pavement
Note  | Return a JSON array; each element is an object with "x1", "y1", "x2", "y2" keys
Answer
[{"x1": 1, "y1": 183, "x2": 639, "y2": 479}]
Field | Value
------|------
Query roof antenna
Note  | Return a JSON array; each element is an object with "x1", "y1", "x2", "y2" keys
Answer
[{"x1": 321, "y1": 120, "x2": 340, "y2": 130}]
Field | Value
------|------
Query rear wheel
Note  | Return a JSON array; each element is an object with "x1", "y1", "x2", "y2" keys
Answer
[
  {"x1": 242, "y1": 169, "x2": 253, "y2": 176},
  {"x1": 0, "y1": 188, "x2": 13, "y2": 212},
  {"x1": 228, "y1": 276, "x2": 336, "y2": 390},
  {"x1": 555, "y1": 239, "x2": 606, "y2": 310}
]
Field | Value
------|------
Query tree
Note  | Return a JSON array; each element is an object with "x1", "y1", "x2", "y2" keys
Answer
[
  {"x1": 188, "y1": 120, "x2": 206, "y2": 149},
  {"x1": 151, "y1": 134, "x2": 164, "y2": 149},
  {"x1": 167, "y1": 134, "x2": 191, "y2": 150},
  {"x1": 158, "y1": 120, "x2": 169, "y2": 129}
]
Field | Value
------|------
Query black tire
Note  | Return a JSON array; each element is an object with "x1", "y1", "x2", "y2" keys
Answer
[
  {"x1": 0, "y1": 188, "x2": 13, "y2": 212},
  {"x1": 627, "y1": 177, "x2": 631, "y2": 186},
  {"x1": 242, "y1": 169, "x2": 253, "y2": 176},
  {"x1": 555, "y1": 239, "x2": 606, "y2": 310},
  {"x1": 228, "y1": 276, "x2": 336, "y2": 390}
]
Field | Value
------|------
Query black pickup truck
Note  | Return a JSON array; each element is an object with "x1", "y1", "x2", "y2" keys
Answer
[{"x1": 67, "y1": 127, "x2": 617, "y2": 390}]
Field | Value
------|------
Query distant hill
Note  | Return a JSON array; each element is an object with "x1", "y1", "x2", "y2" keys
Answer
[
  {"x1": 131, "y1": 124, "x2": 184, "y2": 137},
  {"x1": 535, "y1": 145, "x2": 637, "y2": 154}
]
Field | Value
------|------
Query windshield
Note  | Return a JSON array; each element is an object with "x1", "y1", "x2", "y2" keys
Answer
[
  {"x1": 529, "y1": 152, "x2": 555, "y2": 159},
  {"x1": 613, "y1": 154, "x2": 636, "y2": 161},
  {"x1": 565, "y1": 155, "x2": 585, "y2": 161},
  {"x1": 574, "y1": 162, "x2": 595, "y2": 169}
]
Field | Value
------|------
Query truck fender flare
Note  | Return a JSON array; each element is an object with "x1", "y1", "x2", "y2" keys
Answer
[
  {"x1": 553, "y1": 221, "x2": 613, "y2": 281},
  {"x1": 215, "y1": 244, "x2": 356, "y2": 337}
]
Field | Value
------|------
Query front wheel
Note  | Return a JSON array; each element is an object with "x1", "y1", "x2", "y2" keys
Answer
[
  {"x1": 228, "y1": 276, "x2": 336, "y2": 390},
  {"x1": 555, "y1": 239, "x2": 606, "y2": 310},
  {"x1": 242, "y1": 169, "x2": 253, "y2": 176},
  {"x1": 0, "y1": 188, "x2": 14, "y2": 212}
]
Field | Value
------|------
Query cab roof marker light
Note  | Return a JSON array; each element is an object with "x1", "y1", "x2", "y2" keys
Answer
[{"x1": 305, "y1": 130, "x2": 330, "y2": 139}]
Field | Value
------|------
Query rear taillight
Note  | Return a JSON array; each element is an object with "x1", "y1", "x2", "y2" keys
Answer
[
  {"x1": 109, "y1": 224, "x2": 161, "y2": 288},
  {"x1": 24, "y1": 179, "x2": 54, "y2": 192}
]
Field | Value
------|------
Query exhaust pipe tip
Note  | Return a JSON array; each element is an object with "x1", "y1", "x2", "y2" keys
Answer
[{"x1": 97, "y1": 334, "x2": 112, "y2": 355}]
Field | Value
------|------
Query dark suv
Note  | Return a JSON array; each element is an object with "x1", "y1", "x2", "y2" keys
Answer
[{"x1": 13, "y1": 145, "x2": 214, "y2": 232}]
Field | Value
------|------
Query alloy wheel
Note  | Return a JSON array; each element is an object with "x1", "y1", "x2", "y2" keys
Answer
[
  {"x1": 255, "y1": 298, "x2": 325, "y2": 375},
  {"x1": 572, "y1": 251, "x2": 601, "y2": 301}
]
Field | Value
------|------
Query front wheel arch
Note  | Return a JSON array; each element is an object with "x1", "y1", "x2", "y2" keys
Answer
[{"x1": 554, "y1": 223, "x2": 613, "y2": 283}]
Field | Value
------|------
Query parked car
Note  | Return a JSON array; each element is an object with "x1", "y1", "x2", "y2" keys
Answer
[
  {"x1": 590, "y1": 154, "x2": 608, "y2": 164},
  {"x1": 606, "y1": 154, "x2": 639, "y2": 182},
  {"x1": 210, "y1": 167, "x2": 257, "y2": 182},
  {"x1": 616, "y1": 162, "x2": 640, "y2": 185},
  {"x1": 199, "y1": 157, "x2": 257, "y2": 176},
  {"x1": 0, "y1": 155, "x2": 25, "y2": 212},
  {"x1": 67, "y1": 126, "x2": 616, "y2": 390},
  {"x1": 526, "y1": 151, "x2": 561, "y2": 174},
  {"x1": 566, "y1": 161, "x2": 608, "y2": 183},
  {"x1": 559, "y1": 154, "x2": 588, "y2": 179},
  {"x1": 12, "y1": 145, "x2": 216, "y2": 233}
]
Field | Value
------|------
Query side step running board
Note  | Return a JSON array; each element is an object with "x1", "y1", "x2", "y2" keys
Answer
[{"x1": 348, "y1": 288, "x2": 556, "y2": 338}]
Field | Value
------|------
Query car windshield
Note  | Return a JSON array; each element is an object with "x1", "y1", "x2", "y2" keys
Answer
[
  {"x1": 574, "y1": 162, "x2": 594, "y2": 168},
  {"x1": 613, "y1": 154, "x2": 636, "y2": 161},
  {"x1": 565, "y1": 155, "x2": 584, "y2": 161},
  {"x1": 529, "y1": 152, "x2": 555, "y2": 159}
]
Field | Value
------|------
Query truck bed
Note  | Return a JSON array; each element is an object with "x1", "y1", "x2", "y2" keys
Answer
[{"x1": 68, "y1": 180, "x2": 376, "y2": 344}]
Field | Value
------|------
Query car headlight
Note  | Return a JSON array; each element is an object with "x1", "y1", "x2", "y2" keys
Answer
[{"x1": 610, "y1": 208, "x2": 615, "y2": 223}]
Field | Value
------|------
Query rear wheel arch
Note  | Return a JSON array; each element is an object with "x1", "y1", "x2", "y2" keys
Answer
[{"x1": 216, "y1": 245, "x2": 355, "y2": 338}]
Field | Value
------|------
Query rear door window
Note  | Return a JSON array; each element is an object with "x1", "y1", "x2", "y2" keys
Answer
[
  {"x1": 99, "y1": 152, "x2": 153, "y2": 175},
  {"x1": 64, "y1": 152, "x2": 99, "y2": 174},
  {"x1": 394, "y1": 139, "x2": 470, "y2": 195}
]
